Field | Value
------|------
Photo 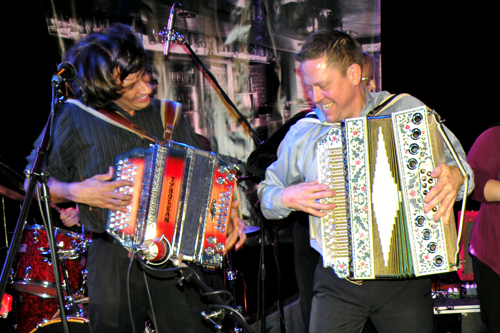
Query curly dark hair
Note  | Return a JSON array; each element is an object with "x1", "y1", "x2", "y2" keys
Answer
[{"x1": 63, "y1": 23, "x2": 146, "y2": 109}]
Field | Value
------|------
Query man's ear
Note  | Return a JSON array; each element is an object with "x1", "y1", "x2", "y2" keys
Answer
[{"x1": 347, "y1": 63, "x2": 362, "y2": 85}]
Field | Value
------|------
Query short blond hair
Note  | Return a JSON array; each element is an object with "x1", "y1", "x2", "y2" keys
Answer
[{"x1": 294, "y1": 29, "x2": 362, "y2": 76}]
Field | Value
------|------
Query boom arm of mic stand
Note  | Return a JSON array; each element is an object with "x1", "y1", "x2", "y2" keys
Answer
[{"x1": 177, "y1": 34, "x2": 262, "y2": 147}]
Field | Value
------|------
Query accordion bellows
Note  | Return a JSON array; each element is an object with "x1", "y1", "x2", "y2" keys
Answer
[
  {"x1": 317, "y1": 106, "x2": 458, "y2": 279},
  {"x1": 106, "y1": 141, "x2": 239, "y2": 268}
]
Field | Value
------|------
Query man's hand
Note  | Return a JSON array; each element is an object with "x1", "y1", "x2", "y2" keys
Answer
[
  {"x1": 224, "y1": 200, "x2": 247, "y2": 252},
  {"x1": 423, "y1": 164, "x2": 464, "y2": 224},
  {"x1": 60, "y1": 207, "x2": 80, "y2": 227},
  {"x1": 48, "y1": 167, "x2": 133, "y2": 212},
  {"x1": 281, "y1": 179, "x2": 336, "y2": 217}
]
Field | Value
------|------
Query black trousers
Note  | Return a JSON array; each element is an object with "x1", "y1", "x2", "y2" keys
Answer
[
  {"x1": 293, "y1": 219, "x2": 321, "y2": 332},
  {"x1": 472, "y1": 254, "x2": 500, "y2": 333},
  {"x1": 86, "y1": 235, "x2": 215, "y2": 333},
  {"x1": 309, "y1": 262, "x2": 434, "y2": 333}
]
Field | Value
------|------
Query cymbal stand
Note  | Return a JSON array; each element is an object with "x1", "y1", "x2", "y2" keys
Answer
[{"x1": 0, "y1": 67, "x2": 73, "y2": 333}]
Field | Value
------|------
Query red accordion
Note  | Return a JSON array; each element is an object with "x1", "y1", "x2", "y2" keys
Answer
[{"x1": 106, "y1": 141, "x2": 239, "y2": 268}]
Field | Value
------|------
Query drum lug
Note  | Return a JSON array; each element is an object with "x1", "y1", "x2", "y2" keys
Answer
[
  {"x1": 24, "y1": 266, "x2": 33, "y2": 283},
  {"x1": 39, "y1": 247, "x2": 53, "y2": 264}
]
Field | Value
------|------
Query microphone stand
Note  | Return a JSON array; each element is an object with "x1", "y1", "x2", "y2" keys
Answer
[
  {"x1": 160, "y1": 28, "x2": 262, "y2": 148},
  {"x1": 0, "y1": 79, "x2": 70, "y2": 333}
]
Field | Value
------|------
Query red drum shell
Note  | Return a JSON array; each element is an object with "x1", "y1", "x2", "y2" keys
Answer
[{"x1": 10, "y1": 224, "x2": 86, "y2": 298}]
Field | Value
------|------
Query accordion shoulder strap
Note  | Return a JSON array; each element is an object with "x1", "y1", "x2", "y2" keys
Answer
[
  {"x1": 368, "y1": 93, "x2": 411, "y2": 117},
  {"x1": 66, "y1": 99, "x2": 181, "y2": 144}
]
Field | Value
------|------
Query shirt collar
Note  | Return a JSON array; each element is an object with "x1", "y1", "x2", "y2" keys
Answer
[{"x1": 359, "y1": 85, "x2": 376, "y2": 117}]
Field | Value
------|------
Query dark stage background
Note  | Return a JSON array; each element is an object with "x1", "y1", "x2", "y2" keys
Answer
[
  {"x1": 2, "y1": 1, "x2": 497, "y2": 184},
  {"x1": 1, "y1": 0, "x2": 498, "y2": 331}
]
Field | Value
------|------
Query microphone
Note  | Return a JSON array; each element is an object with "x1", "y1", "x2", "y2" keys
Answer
[
  {"x1": 163, "y1": 3, "x2": 176, "y2": 56},
  {"x1": 52, "y1": 62, "x2": 76, "y2": 86}
]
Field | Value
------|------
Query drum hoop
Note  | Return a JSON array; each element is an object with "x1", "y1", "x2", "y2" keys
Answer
[
  {"x1": 10, "y1": 279, "x2": 65, "y2": 298},
  {"x1": 30, "y1": 316, "x2": 89, "y2": 333}
]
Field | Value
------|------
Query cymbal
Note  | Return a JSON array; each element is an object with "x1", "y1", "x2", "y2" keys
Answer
[{"x1": 0, "y1": 160, "x2": 25, "y2": 202}]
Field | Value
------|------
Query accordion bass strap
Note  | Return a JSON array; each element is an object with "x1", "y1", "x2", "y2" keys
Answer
[
  {"x1": 431, "y1": 111, "x2": 469, "y2": 271},
  {"x1": 368, "y1": 93, "x2": 410, "y2": 117}
]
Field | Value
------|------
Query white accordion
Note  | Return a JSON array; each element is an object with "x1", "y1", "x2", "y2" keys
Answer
[{"x1": 317, "y1": 106, "x2": 461, "y2": 279}]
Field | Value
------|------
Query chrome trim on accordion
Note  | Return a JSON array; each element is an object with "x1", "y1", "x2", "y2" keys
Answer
[{"x1": 317, "y1": 106, "x2": 461, "y2": 279}]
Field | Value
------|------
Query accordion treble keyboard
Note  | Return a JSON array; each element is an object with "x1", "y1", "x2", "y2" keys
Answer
[{"x1": 317, "y1": 126, "x2": 350, "y2": 275}]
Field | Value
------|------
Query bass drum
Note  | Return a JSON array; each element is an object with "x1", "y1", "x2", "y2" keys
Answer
[{"x1": 29, "y1": 317, "x2": 90, "y2": 333}]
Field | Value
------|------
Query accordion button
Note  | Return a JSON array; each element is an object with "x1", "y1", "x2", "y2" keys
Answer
[
  {"x1": 216, "y1": 177, "x2": 226, "y2": 185},
  {"x1": 415, "y1": 216, "x2": 426, "y2": 227},
  {"x1": 433, "y1": 256, "x2": 444, "y2": 267},
  {"x1": 409, "y1": 144, "x2": 420, "y2": 155},
  {"x1": 407, "y1": 159, "x2": 418, "y2": 170},
  {"x1": 427, "y1": 242, "x2": 438, "y2": 253},
  {"x1": 422, "y1": 229, "x2": 432, "y2": 240},
  {"x1": 412, "y1": 113, "x2": 423, "y2": 125}
]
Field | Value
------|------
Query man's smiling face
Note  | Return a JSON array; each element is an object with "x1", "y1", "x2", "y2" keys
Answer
[{"x1": 301, "y1": 56, "x2": 364, "y2": 123}]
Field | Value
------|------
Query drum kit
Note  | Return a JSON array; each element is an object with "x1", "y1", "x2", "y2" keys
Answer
[{"x1": 1, "y1": 160, "x2": 91, "y2": 333}]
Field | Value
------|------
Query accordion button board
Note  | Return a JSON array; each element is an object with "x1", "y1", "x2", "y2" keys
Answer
[
  {"x1": 317, "y1": 106, "x2": 458, "y2": 279},
  {"x1": 106, "y1": 141, "x2": 239, "y2": 268}
]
